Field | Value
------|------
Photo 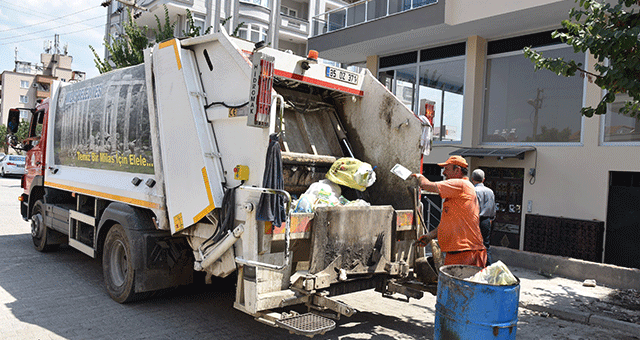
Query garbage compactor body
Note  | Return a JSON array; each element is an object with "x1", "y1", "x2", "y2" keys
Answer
[{"x1": 16, "y1": 29, "x2": 433, "y2": 336}]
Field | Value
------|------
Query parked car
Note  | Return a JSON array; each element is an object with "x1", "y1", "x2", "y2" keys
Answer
[{"x1": 0, "y1": 155, "x2": 26, "y2": 177}]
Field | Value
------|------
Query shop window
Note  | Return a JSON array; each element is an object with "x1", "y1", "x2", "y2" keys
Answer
[
  {"x1": 394, "y1": 67, "x2": 416, "y2": 110},
  {"x1": 602, "y1": 93, "x2": 640, "y2": 143},
  {"x1": 417, "y1": 57, "x2": 464, "y2": 142},
  {"x1": 483, "y1": 45, "x2": 584, "y2": 143}
]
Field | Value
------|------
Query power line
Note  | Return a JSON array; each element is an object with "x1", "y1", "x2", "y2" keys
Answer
[
  {"x1": 0, "y1": 1, "x2": 51, "y2": 20},
  {"x1": 0, "y1": 5, "x2": 101, "y2": 33},
  {"x1": 0, "y1": 23, "x2": 106, "y2": 46},
  {"x1": 0, "y1": 15, "x2": 105, "y2": 42}
]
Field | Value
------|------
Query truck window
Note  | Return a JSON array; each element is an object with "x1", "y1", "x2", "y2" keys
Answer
[
  {"x1": 29, "y1": 110, "x2": 44, "y2": 138},
  {"x1": 27, "y1": 110, "x2": 44, "y2": 147}
]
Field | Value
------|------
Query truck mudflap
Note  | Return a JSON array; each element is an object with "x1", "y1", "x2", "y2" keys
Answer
[{"x1": 99, "y1": 203, "x2": 194, "y2": 293}]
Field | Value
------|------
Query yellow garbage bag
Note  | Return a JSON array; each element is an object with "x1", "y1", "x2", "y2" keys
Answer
[{"x1": 326, "y1": 158, "x2": 376, "y2": 191}]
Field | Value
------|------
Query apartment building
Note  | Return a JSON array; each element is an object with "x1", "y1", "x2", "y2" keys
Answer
[
  {"x1": 308, "y1": 0, "x2": 640, "y2": 269},
  {"x1": 1, "y1": 47, "x2": 85, "y2": 127},
  {"x1": 104, "y1": 0, "x2": 348, "y2": 58}
]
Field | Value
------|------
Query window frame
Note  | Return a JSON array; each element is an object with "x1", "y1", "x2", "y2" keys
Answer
[
  {"x1": 237, "y1": 23, "x2": 269, "y2": 43},
  {"x1": 20, "y1": 80, "x2": 30, "y2": 89},
  {"x1": 240, "y1": 0, "x2": 270, "y2": 9},
  {"x1": 600, "y1": 90, "x2": 640, "y2": 146},
  {"x1": 378, "y1": 53, "x2": 466, "y2": 144},
  {"x1": 481, "y1": 44, "x2": 587, "y2": 146},
  {"x1": 19, "y1": 95, "x2": 29, "y2": 104}
]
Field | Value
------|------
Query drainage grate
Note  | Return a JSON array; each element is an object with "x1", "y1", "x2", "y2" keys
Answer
[{"x1": 275, "y1": 313, "x2": 336, "y2": 337}]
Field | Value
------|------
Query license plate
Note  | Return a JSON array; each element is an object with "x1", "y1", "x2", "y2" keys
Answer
[
  {"x1": 325, "y1": 66, "x2": 359, "y2": 85},
  {"x1": 17, "y1": 164, "x2": 25, "y2": 168}
]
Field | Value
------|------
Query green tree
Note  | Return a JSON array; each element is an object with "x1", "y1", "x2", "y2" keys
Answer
[
  {"x1": 1, "y1": 120, "x2": 31, "y2": 154},
  {"x1": 183, "y1": 9, "x2": 212, "y2": 38},
  {"x1": 524, "y1": 0, "x2": 640, "y2": 118},
  {"x1": 90, "y1": 8, "x2": 150, "y2": 74},
  {"x1": 153, "y1": 4, "x2": 176, "y2": 42}
]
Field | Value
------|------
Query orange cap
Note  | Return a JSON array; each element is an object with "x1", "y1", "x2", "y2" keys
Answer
[
  {"x1": 437, "y1": 155, "x2": 468, "y2": 168},
  {"x1": 307, "y1": 50, "x2": 318, "y2": 61}
]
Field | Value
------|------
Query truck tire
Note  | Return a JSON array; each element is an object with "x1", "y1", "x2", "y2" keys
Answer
[
  {"x1": 103, "y1": 224, "x2": 139, "y2": 303},
  {"x1": 31, "y1": 201, "x2": 57, "y2": 252}
]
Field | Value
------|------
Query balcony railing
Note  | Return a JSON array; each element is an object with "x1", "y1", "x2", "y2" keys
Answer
[
  {"x1": 280, "y1": 14, "x2": 309, "y2": 36},
  {"x1": 312, "y1": 0, "x2": 437, "y2": 36}
]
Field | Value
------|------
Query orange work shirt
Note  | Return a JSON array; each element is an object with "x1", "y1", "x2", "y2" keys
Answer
[{"x1": 435, "y1": 177, "x2": 484, "y2": 253}]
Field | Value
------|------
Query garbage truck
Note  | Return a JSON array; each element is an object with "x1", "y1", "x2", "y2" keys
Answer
[{"x1": 9, "y1": 29, "x2": 434, "y2": 336}]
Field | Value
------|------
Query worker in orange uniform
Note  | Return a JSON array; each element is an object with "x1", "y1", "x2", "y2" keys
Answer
[{"x1": 411, "y1": 156, "x2": 487, "y2": 268}]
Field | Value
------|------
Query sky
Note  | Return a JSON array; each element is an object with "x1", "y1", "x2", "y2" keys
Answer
[{"x1": 0, "y1": 0, "x2": 107, "y2": 79}]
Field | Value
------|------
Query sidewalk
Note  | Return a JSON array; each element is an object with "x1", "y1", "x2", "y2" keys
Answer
[{"x1": 493, "y1": 247, "x2": 640, "y2": 336}]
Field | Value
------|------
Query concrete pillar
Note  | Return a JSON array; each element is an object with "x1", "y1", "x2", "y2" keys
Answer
[
  {"x1": 366, "y1": 55, "x2": 378, "y2": 75},
  {"x1": 465, "y1": 35, "x2": 487, "y2": 147}
]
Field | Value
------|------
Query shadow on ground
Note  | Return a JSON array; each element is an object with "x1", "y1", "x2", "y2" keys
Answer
[{"x1": 0, "y1": 233, "x2": 434, "y2": 339}]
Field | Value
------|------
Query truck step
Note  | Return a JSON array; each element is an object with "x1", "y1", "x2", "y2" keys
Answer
[{"x1": 275, "y1": 312, "x2": 336, "y2": 337}]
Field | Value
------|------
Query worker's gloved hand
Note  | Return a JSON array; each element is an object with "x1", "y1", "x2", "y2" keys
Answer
[{"x1": 414, "y1": 234, "x2": 432, "y2": 247}]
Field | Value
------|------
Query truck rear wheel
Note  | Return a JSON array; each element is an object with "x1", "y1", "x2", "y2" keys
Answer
[
  {"x1": 103, "y1": 224, "x2": 139, "y2": 303},
  {"x1": 31, "y1": 201, "x2": 57, "y2": 252}
]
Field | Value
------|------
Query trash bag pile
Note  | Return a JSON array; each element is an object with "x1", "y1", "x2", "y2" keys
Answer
[
  {"x1": 291, "y1": 157, "x2": 376, "y2": 213},
  {"x1": 325, "y1": 157, "x2": 376, "y2": 192},
  {"x1": 465, "y1": 260, "x2": 518, "y2": 285}
]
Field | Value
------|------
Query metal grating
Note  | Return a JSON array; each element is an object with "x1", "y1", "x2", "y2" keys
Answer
[
  {"x1": 275, "y1": 313, "x2": 336, "y2": 336},
  {"x1": 524, "y1": 214, "x2": 604, "y2": 262}
]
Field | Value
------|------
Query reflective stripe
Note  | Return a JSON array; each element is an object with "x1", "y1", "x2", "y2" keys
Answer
[
  {"x1": 193, "y1": 167, "x2": 216, "y2": 223},
  {"x1": 44, "y1": 181, "x2": 163, "y2": 210},
  {"x1": 159, "y1": 39, "x2": 182, "y2": 70}
]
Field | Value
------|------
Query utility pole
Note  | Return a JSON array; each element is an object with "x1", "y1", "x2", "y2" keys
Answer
[{"x1": 527, "y1": 88, "x2": 544, "y2": 141}]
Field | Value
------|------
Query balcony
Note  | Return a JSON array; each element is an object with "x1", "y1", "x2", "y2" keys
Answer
[
  {"x1": 312, "y1": 0, "x2": 438, "y2": 36},
  {"x1": 35, "y1": 75, "x2": 55, "y2": 99},
  {"x1": 279, "y1": 14, "x2": 310, "y2": 42}
]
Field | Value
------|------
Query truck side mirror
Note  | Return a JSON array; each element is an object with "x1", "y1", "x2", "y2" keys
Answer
[{"x1": 7, "y1": 109, "x2": 20, "y2": 134}]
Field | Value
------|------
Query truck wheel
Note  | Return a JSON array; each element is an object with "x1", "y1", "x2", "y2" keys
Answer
[
  {"x1": 31, "y1": 201, "x2": 56, "y2": 252},
  {"x1": 103, "y1": 224, "x2": 138, "y2": 303}
]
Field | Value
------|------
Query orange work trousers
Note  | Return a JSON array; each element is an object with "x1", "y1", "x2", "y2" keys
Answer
[{"x1": 444, "y1": 249, "x2": 487, "y2": 268}]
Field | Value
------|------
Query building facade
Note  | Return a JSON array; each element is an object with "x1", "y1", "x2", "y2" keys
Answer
[
  {"x1": 1, "y1": 49, "x2": 85, "y2": 127},
  {"x1": 308, "y1": 0, "x2": 640, "y2": 269},
  {"x1": 104, "y1": 0, "x2": 348, "y2": 59}
]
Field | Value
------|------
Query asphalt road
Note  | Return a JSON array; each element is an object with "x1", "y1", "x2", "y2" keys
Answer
[{"x1": 1, "y1": 176, "x2": 638, "y2": 340}]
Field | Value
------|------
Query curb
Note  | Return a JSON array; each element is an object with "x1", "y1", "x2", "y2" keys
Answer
[
  {"x1": 519, "y1": 302, "x2": 640, "y2": 336},
  {"x1": 492, "y1": 247, "x2": 640, "y2": 290}
]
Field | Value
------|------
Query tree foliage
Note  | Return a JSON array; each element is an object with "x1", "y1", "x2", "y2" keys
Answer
[
  {"x1": 90, "y1": 5, "x2": 214, "y2": 74},
  {"x1": 90, "y1": 8, "x2": 150, "y2": 74},
  {"x1": 1, "y1": 120, "x2": 31, "y2": 154},
  {"x1": 153, "y1": 4, "x2": 176, "y2": 42},
  {"x1": 183, "y1": 9, "x2": 212, "y2": 38},
  {"x1": 524, "y1": 0, "x2": 640, "y2": 118}
]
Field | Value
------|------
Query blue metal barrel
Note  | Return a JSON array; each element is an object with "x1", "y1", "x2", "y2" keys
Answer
[{"x1": 434, "y1": 265, "x2": 520, "y2": 339}]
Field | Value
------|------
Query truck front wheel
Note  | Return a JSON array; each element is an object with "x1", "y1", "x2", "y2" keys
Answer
[
  {"x1": 31, "y1": 201, "x2": 56, "y2": 252},
  {"x1": 103, "y1": 224, "x2": 138, "y2": 303}
]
